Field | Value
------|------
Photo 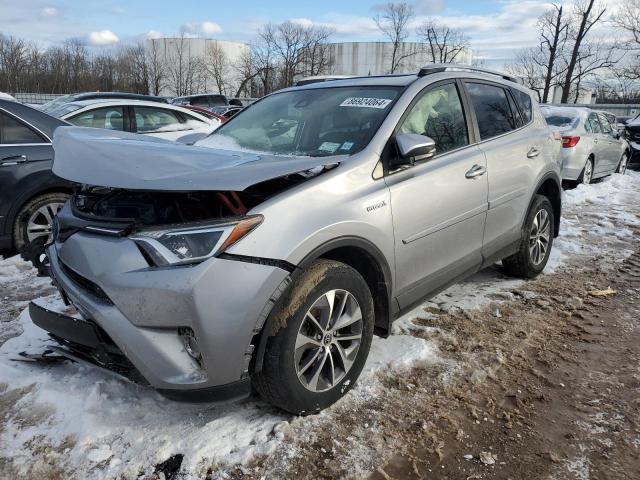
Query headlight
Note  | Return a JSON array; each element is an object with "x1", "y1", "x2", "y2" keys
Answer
[{"x1": 131, "y1": 215, "x2": 262, "y2": 266}]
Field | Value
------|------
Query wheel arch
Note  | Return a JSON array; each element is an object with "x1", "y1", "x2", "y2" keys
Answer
[
  {"x1": 250, "y1": 237, "x2": 394, "y2": 376},
  {"x1": 532, "y1": 173, "x2": 561, "y2": 238},
  {"x1": 5, "y1": 185, "x2": 74, "y2": 246}
]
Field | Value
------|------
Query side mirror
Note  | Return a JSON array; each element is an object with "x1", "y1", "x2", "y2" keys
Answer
[{"x1": 390, "y1": 133, "x2": 436, "y2": 169}]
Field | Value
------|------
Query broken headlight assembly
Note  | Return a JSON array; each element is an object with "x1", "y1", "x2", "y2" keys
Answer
[{"x1": 130, "y1": 215, "x2": 263, "y2": 267}]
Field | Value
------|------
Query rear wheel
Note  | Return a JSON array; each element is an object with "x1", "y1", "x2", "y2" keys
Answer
[
  {"x1": 503, "y1": 195, "x2": 554, "y2": 279},
  {"x1": 577, "y1": 157, "x2": 594, "y2": 185},
  {"x1": 13, "y1": 192, "x2": 69, "y2": 272},
  {"x1": 617, "y1": 152, "x2": 628, "y2": 175},
  {"x1": 253, "y1": 259, "x2": 374, "y2": 414}
]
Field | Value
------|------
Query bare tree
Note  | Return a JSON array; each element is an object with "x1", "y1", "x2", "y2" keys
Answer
[
  {"x1": 506, "y1": 48, "x2": 545, "y2": 101},
  {"x1": 416, "y1": 19, "x2": 470, "y2": 64},
  {"x1": 559, "y1": 0, "x2": 607, "y2": 103},
  {"x1": 374, "y1": 2, "x2": 415, "y2": 73},
  {"x1": 536, "y1": 4, "x2": 569, "y2": 103},
  {"x1": 204, "y1": 42, "x2": 231, "y2": 95},
  {"x1": 165, "y1": 33, "x2": 204, "y2": 96},
  {"x1": 0, "y1": 35, "x2": 28, "y2": 92},
  {"x1": 146, "y1": 39, "x2": 166, "y2": 95}
]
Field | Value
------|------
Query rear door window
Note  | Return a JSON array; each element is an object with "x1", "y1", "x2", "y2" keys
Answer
[
  {"x1": 398, "y1": 82, "x2": 469, "y2": 155},
  {"x1": 0, "y1": 112, "x2": 46, "y2": 143},
  {"x1": 68, "y1": 106, "x2": 125, "y2": 131},
  {"x1": 466, "y1": 82, "x2": 517, "y2": 140},
  {"x1": 134, "y1": 107, "x2": 188, "y2": 133},
  {"x1": 585, "y1": 114, "x2": 602, "y2": 134},
  {"x1": 597, "y1": 113, "x2": 613, "y2": 134}
]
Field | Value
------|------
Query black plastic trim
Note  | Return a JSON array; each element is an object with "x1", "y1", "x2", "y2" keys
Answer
[
  {"x1": 157, "y1": 378, "x2": 251, "y2": 403},
  {"x1": 217, "y1": 252, "x2": 297, "y2": 272}
]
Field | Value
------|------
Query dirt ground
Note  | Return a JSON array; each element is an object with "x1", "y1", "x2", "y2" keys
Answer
[{"x1": 233, "y1": 208, "x2": 640, "y2": 479}]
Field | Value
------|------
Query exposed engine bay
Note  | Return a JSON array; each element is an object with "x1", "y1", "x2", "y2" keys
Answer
[{"x1": 72, "y1": 171, "x2": 324, "y2": 226}]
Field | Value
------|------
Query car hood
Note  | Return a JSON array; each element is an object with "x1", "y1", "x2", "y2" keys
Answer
[{"x1": 52, "y1": 126, "x2": 340, "y2": 191}]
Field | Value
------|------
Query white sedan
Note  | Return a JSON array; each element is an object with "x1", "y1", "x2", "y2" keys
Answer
[{"x1": 50, "y1": 99, "x2": 221, "y2": 141}]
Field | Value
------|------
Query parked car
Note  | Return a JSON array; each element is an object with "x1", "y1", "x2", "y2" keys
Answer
[
  {"x1": 40, "y1": 92, "x2": 168, "y2": 116},
  {"x1": 0, "y1": 92, "x2": 17, "y2": 102},
  {"x1": 182, "y1": 105, "x2": 227, "y2": 123},
  {"x1": 294, "y1": 75, "x2": 354, "y2": 86},
  {"x1": 541, "y1": 106, "x2": 629, "y2": 185},
  {"x1": 210, "y1": 105, "x2": 243, "y2": 119},
  {"x1": 0, "y1": 99, "x2": 73, "y2": 268},
  {"x1": 171, "y1": 94, "x2": 228, "y2": 109},
  {"x1": 32, "y1": 65, "x2": 562, "y2": 414},
  {"x1": 623, "y1": 114, "x2": 640, "y2": 169},
  {"x1": 49, "y1": 99, "x2": 221, "y2": 141}
]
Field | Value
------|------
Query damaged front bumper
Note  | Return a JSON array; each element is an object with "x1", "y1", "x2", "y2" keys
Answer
[{"x1": 36, "y1": 230, "x2": 290, "y2": 402}]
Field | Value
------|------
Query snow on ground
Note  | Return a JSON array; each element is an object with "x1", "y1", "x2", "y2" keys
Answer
[{"x1": 0, "y1": 172, "x2": 638, "y2": 478}]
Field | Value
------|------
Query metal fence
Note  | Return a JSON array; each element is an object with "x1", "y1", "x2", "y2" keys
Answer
[{"x1": 12, "y1": 93, "x2": 66, "y2": 105}]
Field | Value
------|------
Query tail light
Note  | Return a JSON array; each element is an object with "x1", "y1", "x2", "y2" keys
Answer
[{"x1": 562, "y1": 136, "x2": 580, "y2": 148}]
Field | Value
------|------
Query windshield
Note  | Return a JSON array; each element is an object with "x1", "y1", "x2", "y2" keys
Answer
[
  {"x1": 40, "y1": 94, "x2": 76, "y2": 114},
  {"x1": 541, "y1": 108, "x2": 580, "y2": 128},
  {"x1": 197, "y1": 86, "x2": 402, "y2": 157}
]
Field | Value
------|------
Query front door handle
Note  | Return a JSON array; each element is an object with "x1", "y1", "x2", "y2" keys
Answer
[
  {"x1": 465, "y1": 164, "x2": 486, "y2": 179},
  {"x1": 527, "y1": 148, "x2": 540, "y2": 158},
  {"x1": 0, "y1": 154, "x2": 27, "y2": 166}
]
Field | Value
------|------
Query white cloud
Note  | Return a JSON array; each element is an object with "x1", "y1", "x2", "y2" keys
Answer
[
  {"x1": 182, "y1": 20, "x2": 223, "y2": 36},
  {"x1": 87, "y1": 30, "x2": 119, "y2": 45},
  {"x1": 413, "y1": 0, "x2": 444, "y2": 14},
  {"x1": 146, "y1": 30, "x2": 163, "y2": 39},
  {"x1": 40, "y1": 7, "x2": 57, "y2": 17},
  {"x1": 289, "y1": 18, "x2": 314, "y2": 28}
]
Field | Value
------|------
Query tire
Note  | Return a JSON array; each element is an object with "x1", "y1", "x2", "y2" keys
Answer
[
  {"x1": 13, "y1": 192, "x2": 69, "y2": 273},
  {"x1": 502, "y1": 195, "x2": 555, "y2": 279},
  {"x1": 617, "y1": 152, "x2": 628, "y2": 175},
  {"x1": 576, "y1": 157, "x2": 594, "y2": 185},
  {"x1": 253, "y1": 259, "x2": 374, "y2": 415}
]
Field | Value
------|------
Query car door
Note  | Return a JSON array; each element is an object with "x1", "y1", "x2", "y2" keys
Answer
[
  {"x1": 596, "y1": 113, "x2": 620, "y2": 173},
  {"x1": 66, "y1": 105, "x2": 126, "y2": 132},
  {"x1": 0, "y1": 111, "x2": 53, "y2": 235},
  {"x1": 385, "y1": 80, "x2": 488, "y2": 309},
  {"x1": 132, "y1": 106, "x2": 208, "y2": 141},
  {"x1": 463, "y1": 81, "x2": 546, "y2": 259},
  {"x1": 585, "y1": 113, "x2": 608, "y2": 175}
]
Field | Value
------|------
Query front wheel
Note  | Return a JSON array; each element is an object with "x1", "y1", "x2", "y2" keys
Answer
[
  {"x1": 617, "y1": 153, "x2": 628, "y2": 175},
  {"x1": 13, "y1": 192, "x2": 69, "y2": 272},
  {"x1": 503, "y1": 195, "x2": 554, "y2": 279},
  {"x1": 253, "y1": 259, "x2": 374, "y2": 414}
]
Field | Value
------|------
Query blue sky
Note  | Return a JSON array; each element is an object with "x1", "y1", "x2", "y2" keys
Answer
[{"x1": 0, "y1": 0, "x2": 615, "y2": 64}]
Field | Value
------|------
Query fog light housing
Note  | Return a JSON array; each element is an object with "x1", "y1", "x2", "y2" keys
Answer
[{"x1": 178, "y1": 327, "x2": 202, "y2": 364}]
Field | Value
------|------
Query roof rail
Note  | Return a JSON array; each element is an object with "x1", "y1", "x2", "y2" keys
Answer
[{"x1": 417, "y1": 64, "x2": 520, "y2": 84}]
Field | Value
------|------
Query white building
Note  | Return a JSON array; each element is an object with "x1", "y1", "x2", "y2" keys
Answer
[
  {"x1": 326, "y1": 42, "x2": 473, "y2": 77},
  {"x1": 148, "y1": 38, "x2": 249, "y2": 97}
]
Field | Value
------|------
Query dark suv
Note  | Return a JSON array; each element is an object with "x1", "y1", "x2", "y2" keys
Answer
[{"x1": 171, "y1": 94, "x2": 229, "y2": 109}]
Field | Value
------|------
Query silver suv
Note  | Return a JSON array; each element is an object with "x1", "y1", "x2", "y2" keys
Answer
[{"x1": 32, "y1": 65, "x2": 562, "y2": 414}]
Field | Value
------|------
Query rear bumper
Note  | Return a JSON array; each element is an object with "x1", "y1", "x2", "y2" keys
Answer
[{"x1": 41, "y1": 231, "x2": 289, "y2": 401}]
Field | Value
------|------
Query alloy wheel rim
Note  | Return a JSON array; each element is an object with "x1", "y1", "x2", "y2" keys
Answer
[
  {"x1": 26, "y1": 202, "x2": 64, "y2": 243},
  {"x1": 620, "y1": 155, "x2": 628, "y2": 174},
  {"x1": 294, "y1": 289, "x2": 363, "y2": 392},
  {"x1": 583, "y1": 159, "x2": 593, "y2": 184},
  {"x1": 529, "y1": 209, "x2": 551, "y2": 266}
]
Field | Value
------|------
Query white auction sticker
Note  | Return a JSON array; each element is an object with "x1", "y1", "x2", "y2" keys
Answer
[{"x1": 339, "y1": 97, "x2": 393, "y2": 109}]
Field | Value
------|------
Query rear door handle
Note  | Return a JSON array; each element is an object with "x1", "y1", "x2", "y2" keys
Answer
[
  {"x1": 465, "y1": 164, "x2": 486, "y2": 179},
  {"x1": 0, "y1": 154, "x2": 27, "y2": 166},
  {"x1": 527, "y1": 148, "x2": 540, "y2": 158}
]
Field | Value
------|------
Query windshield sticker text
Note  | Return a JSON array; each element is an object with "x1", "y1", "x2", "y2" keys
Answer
[
  {"x1": 319, "y1": 142, "x2": 341, "y2": 153},
  {"x1": 340, "y1": 97, "x2": 393, "y2": 109}
]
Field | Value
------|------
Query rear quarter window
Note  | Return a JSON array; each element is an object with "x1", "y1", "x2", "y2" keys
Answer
[{"x1": 511, "y1": 89, "x2": 533, "y2": 124}]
